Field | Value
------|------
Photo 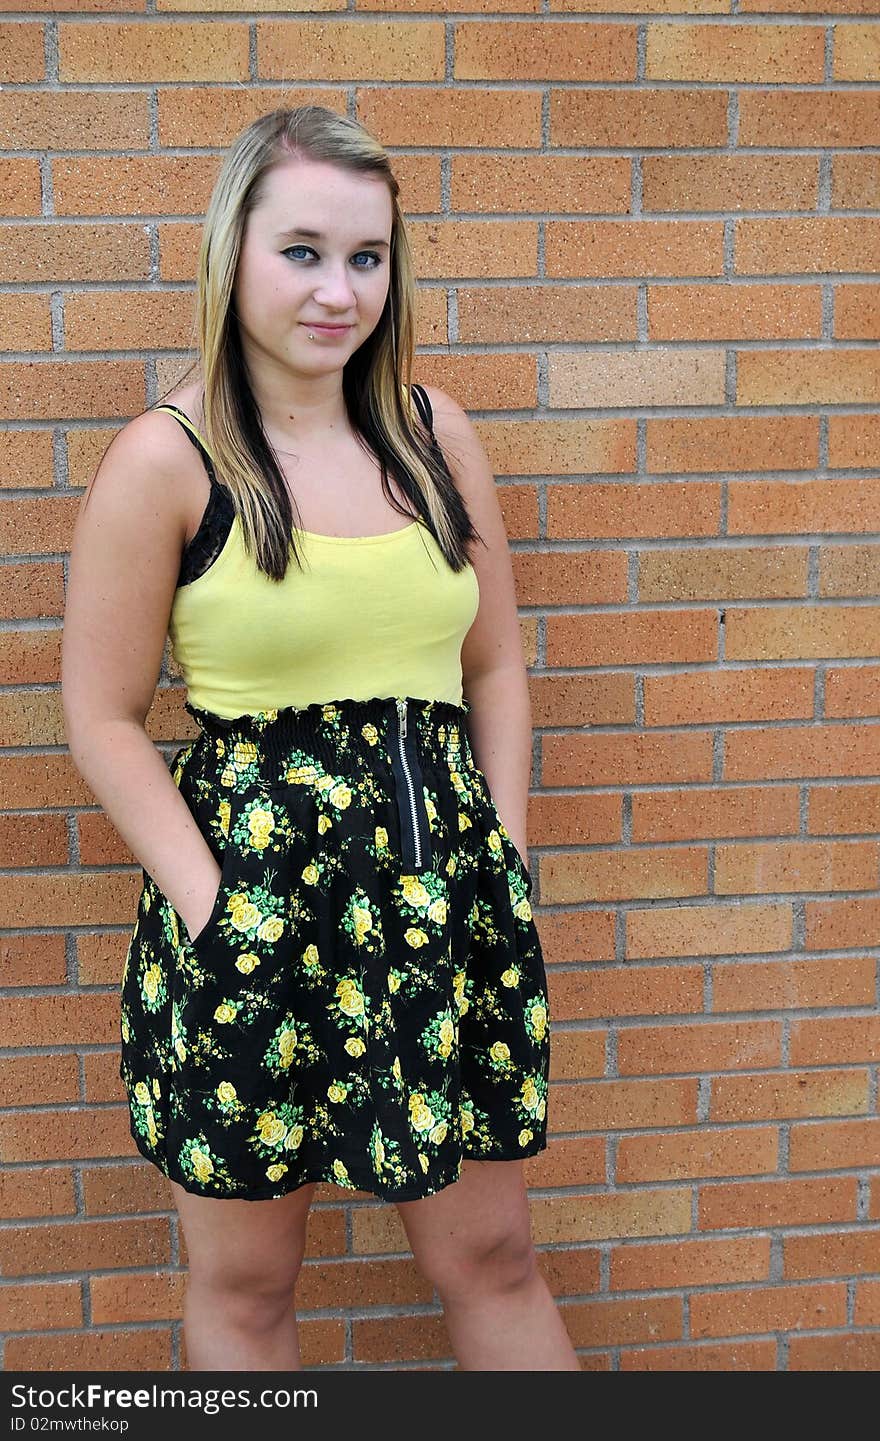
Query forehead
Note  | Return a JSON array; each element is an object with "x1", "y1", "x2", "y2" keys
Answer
[{"x1": 253, "y1": 158, "x2": 393, "y2": 240}]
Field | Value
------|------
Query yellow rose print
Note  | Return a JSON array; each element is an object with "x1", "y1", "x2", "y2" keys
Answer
[
  {"x1": 235, "y1": 953, "x2": 260, "y2": 974},
  {"x1": 329, "y1": 783, "x2": 352, "y2": 809},
  {"x1": 303, "y1": 944, "x2": 320, "y2": 968},
  {"x1": 191, "y1": 1148, "x2": 214, "y2": 1183},
  {"x1": 374, "y1": 826, "x2": 388, "y2": 848},
  {"x1": 266, "y1": 1164, "x2": 288, "y2": 1181},
  {"x1": 217, "y1": 1081, "x2": 237, "y2": 1104},
  {"x1": 518, "y1": 1128, "x2": 533, "y2": 1147},
  {"x1": 490, "y1": 1041, "x2": 510, "y2": 1065},
  {"x1": 134, "y1": 1081, "x2": 150, "y2": 1105},
  {"x1": 361, "y1": 724, "x2": 378, "y2": 745},
  {"x1": 258, "y1": 916, "x2": 284, "y2": 944},
  {"x1": 218, "y1": 799, "x2": 231, "y2": 836},
  {"x1": 232, "y1": 740, "x2": 257, "y2": 769},
  {"x1": 501, "y1": 967, "x2": 519, "y2": 988},
  {"x1": 231, "y1": 902, "x2": 261, "y2": 932},
  {"x1": 401, "y1": 877, "x2": 430, "y2": 908},
  {"x1": 285, "y1": 1125, "x2": 305, "y2": 1151},
  {"x1": 344, "y1": 1036, "x2": 366, "y2": 1057},
  {"x1": 427, "y1": 899, "x2": 447, "y2": 925},
  {"x1": 213, "y1": 1002, "x2": 237, "y2": 1024},
  {"x1": 404, "y1": 927, "x2": 428, "y2": 949},
  {"x1": 318, "y1": 814, "x2": 332, "y2": 834},
  {"x1": 302, "y1": 864, "x2": 319, "y2": 885},
  {"x1": 256, "y1": 1112, "x2": 286, "y2": 1146}
]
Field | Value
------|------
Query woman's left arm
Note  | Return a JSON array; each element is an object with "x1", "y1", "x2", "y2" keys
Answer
[{"x1": 423, "y1": 385, "x2": 533, "y2": 865}]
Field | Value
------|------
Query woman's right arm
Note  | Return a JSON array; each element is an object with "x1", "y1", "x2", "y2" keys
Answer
[{"x1": 61, "y1": 411, "x2": 223, "y2": 945}]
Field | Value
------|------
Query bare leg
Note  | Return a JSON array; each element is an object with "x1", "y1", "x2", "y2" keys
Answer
[
  {"x1": 397, "y1": 1160, "x2": 580, "y2": 1371},
  {"x1": 172, "y1": 1179, "x2": 317, "y2": 1372}
]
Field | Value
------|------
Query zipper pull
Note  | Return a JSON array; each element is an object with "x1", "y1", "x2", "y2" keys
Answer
[{"x1": 396, "y1": 697, "x2": 407, "y2": 737}]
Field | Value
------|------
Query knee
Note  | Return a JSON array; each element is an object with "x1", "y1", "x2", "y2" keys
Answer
[
  {"x1": 186, "y1": 1251, "x2": 305, "y2": 1329},
  {"x1": 420, "y1": 1225, "x2": 538, "y2": 1304}
]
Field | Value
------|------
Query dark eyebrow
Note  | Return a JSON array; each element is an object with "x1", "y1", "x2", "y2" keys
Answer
[{"x1": 277, "y1": 227, "x2": 391, "y2": 248}]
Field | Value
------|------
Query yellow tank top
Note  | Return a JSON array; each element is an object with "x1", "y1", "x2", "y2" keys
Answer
[{"x1": 161, "y1": 402, "x2": 480, "y2": 720}]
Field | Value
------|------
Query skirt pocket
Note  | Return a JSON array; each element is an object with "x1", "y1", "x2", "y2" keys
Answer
[{"x1": 184, "y1": 786, "x2": 248, "y2": 959}]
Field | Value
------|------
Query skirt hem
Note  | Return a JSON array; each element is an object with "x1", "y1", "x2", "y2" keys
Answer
[{"x1": 123, "y1": 1120, "x2": 549, "y2": 1205}]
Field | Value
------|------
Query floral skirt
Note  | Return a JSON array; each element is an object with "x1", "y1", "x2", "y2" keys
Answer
[{"x1": 118, "y1": 694, "x2": 550, "y2": 1202}]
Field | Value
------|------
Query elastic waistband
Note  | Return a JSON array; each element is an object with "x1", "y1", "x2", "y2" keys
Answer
[{"x1": 184, "y1": 694, "x2": 473, "y2": 783}]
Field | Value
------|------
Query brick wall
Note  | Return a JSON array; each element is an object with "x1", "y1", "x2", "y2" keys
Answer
[{"x1": 1, "y1": 5, "x2": 879, "y2": 1372}]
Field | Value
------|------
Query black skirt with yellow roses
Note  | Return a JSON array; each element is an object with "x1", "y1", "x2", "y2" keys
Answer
[{"x1": 118, "y1": 694, "x2": 550, "y2": 1202}]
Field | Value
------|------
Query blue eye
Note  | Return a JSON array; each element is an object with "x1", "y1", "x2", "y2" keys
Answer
[{"x1": 283, "y1": 245, "x2": 382, "y2": 269}]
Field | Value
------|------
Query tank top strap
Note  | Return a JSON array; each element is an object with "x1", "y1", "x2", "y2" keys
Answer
[{"x1": 152, "y1": 403, "x2": 220, "y2": 485}]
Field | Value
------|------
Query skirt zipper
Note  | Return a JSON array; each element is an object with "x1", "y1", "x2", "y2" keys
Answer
[
  {"x1": 387, "y1": 698, "x2": 433, "y2": 871},
  {"x1": 395, "y1": 698, "x2": 423, "y2": 869}
]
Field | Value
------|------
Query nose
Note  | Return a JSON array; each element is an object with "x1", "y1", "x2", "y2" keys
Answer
[{"x1": 312, "y1": 263, "x2": 358, "y2": 308}]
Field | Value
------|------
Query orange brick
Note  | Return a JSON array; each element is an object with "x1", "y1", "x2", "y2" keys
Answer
[
  {"x1": 544, "y1": 729, "x2": 715, "y2": 787},
  {"x1": 0, "y1": 292, "x2": 53, "y2": 351},
  {"x1": 714, "y1": 839, "x2": 879, "y2": 894},
  {"x1": 537, "y1": 1246, "x2": 602, "y2": 1299},
  {"x1": 0, "y1": 22, "x2": 45, "y2": 83},
  {"x1": 737, "y1": 222, "x2": 880, "y2": 280},
  {"x1": 455, "y1": 163, "x2": 633, "y2": 224},
  {"x1": 546, "y1": 220, "x2": 725, "y2": 283},
  {"x1": 530, "y1": 1188, "x2": 691, "y2": 1244},
  {"x1": 551, "y1": 1077, "x2": 698, "y2": 1132},
  {"x1": 59, "y1": 22, "x2": 249, "y2": 82},
  {"x1": 620, "y1": 1339, "x2": 776, "y2": 1370},
  {"x1": 809, "y1": 781, "x2": 880, "y2": 832},
  {"x1": 617, "y1": 1022, "x2": 781, "y2": 1077},
  {"x1": 784, "y1": 1229, "x2": 880, "y2": 1279},
  {"x1": 549, "y1": 1028, "x2": 606, "y2": 1080},
  {"x1": 711, "y1": 1070, "x2": 869, "y2": 1123},
  {"x1": 644, "y1": 159, "x2": 818, "y2": 223},
  {"x1": 365, "y1": 87, "x2": 544, "y2": 149},
  {"x1": 5, "y1": 1329, "x2": 171, "y2": 1372},
  {"x1": 789, "y1": 1016, "x2": 880, "y2": 1067},
  {"x1": 611, "y1": 1236, "x2": 770, "y2": 1292},
  {"x1": 553, "y1": 341, "x2": 725, "y2": 403},
  {"x1": 0, "y1": 1167, "x2": 75, "y2": 1221},
  {"x1": 647, "y1": 413, "x2": 816, "y2": 471},
  {"x1": 0, "y1": 1219, "x2": 171, "y2": 1278},
  {"x1": 643, "y1": 670, "x2": 812, "y2": 727},
  {"x1": 458, "y1": 278, "x2": 633, "y2": 339},
  {"x1": 729, "y1": 476, "x2": 880, "y2": 535},
  {"x1": 699, "y1": 1177, "x2": 858, "y2": 1231},
  {"x1": 353, "y1": 1312, "x2": 449, "y2": 1364},
  {"x1": 805, "y1": 895, "x2": 880, "y2": 950},
  {"x1": 550, "y1": 965, "x2": 703, "y2": 1021},
  {"x1": 260, "y1": 21, "x2": 444, "y2": 81},
  {"x1": 564, "y1": 1295, "x2": 682, "y2": 1348},
  {"x1": 640, "y1": 545, "x2": 808, "y2": 601},
  {"x1": 547, "y1": 610, "x2": 718, "y2": 667},
  {"x1": 726, "y1": 722, "x2": 880, "y2": 781},
  {"x1": 526, "y1": 1136, "x2": 605, "y2": 1189},
  {"x1": 788, "y1": 1332, "x2": 880, "y2": 1371},
  {"x1": 823, "y1": 665, "x2": 880, "y2": 717},
  {"x1": 0, "y1": 1281, "x2": 81, "y2": 1332},
  {"x1": 631, "y1": 785, "x2": 799, "y2": 841},
  {"x1": 535, "y1": 909, "x2": 616, "y2": 965},
  {"x1": 728, "y1": 605, "x2": 880, "y2": 661},
  {"x1": 513, "y1": 549, "x2": 628, "y2": 605},
  {"x1": 90, "y1": 1271, "x2": 183, "y2": 1326},
  {"x1": 691, "y1": 1282, "x2": 846, "y2": 1339},
  {"x1": 854, "y1": 1279, "x2": 880, "y2": 1326},
  {"x1": 552, "y1": 88, "x2": 727, "y2": 150},
  {"x1": 1, "y1": 1054, "x2": 78, "y2": 1107},
  {"x1": 789, "y1": 1119, "x2": 880, "y2": 1174},
  {"x1": 1, "y1": 933, "x2": 67, "y2": 988},
  {"x1": 0, "y1": 1106, "x2": 134, "y2": 1165},
  {"x1": 617, "y1": 1126, "x2": 779, "y2": 1183},
  {"x1": 836, "y1": 278, "x2": 880, "y2": 338},
  {"x1": 541, "y1": 847, "x2": 708, "y2": 904},
  {"x1": 530, "y1": 673, "x2": 636, "y2": 728},
  {"x1": 743, "y1": 86, "x2": 880, "y2": 152},
  {"x1": 819, "y1": 543, "x2": 880, "y2": 597},
  {"x1": 82, "y1": 1162, "x2": 172, "y2": 1219},
  {"x1": 455, "y1": 20, "x2": 635, "y2": 81},
  {"x1": 834, "y1": 23, "x2": 880, "y2": 80},
  {"x1": 627, "y1": 901, "x2": 793, "y2": 959},
  {"x1": 547, "y1": 481, "x2": 720, "y2": 539},
  {"x1": 646, "y1": 22, "x2": 824, "y2": 83},
  {"x1": 0, "y1": 994, "x2": 118, "y2": 1049},
  {"x1": 712, "y1": 956, "x2": 876, "y2": 1013}
]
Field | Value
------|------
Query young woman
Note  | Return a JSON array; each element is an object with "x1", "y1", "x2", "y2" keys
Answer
[{"x1": 62, "y1": 105, "x2": 577, "y2": 1372}]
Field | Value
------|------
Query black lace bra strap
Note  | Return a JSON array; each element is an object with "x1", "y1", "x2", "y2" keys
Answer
[
  {"x1": 152, "y1": 403, "x2": 221, "y2": 485},
  {"x1": 152, "y1": 404, "x2": 234, "y2": 588}
]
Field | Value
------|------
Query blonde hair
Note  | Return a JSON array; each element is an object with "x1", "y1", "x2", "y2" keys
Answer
[{"x1": 161, "y1": 105, "x2": 480, "y2": 581}]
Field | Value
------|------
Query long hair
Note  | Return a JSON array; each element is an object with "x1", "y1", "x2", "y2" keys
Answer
[{"x1": 159, "y1": 105, "x2": 481, "y2": 582}]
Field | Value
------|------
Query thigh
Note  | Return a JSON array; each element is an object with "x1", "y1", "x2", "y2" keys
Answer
[
  {"x1": 395, "y1": 1159, "x2": 534, "y2": 1285},
  {"x1": 172, "y1": 1178, "x2": 317, "y2": 1291}
]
